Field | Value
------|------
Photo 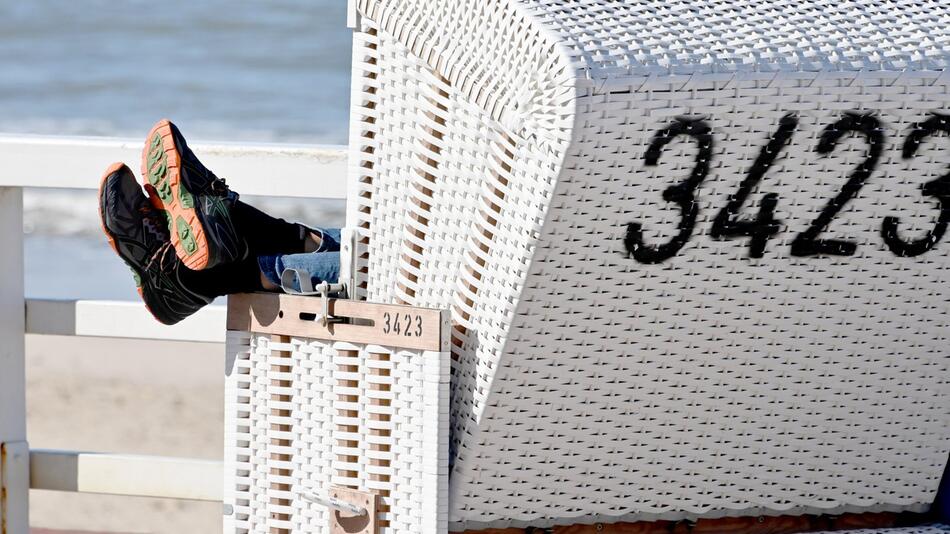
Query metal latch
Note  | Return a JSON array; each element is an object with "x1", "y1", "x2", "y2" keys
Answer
[
  {"x1": 279, "y1": 269, "x2": 347, "y2": 327},
  {"x1": 301, "y1": 486, "x2": 378, "y2": 534}
]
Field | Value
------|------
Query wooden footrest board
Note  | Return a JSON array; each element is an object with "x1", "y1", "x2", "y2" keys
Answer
[{"x1": 456, "y1": 511, "x2": 946, "y2": 534}]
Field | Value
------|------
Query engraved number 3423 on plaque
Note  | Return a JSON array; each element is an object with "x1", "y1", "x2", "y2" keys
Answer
[{"x1": 381, "y1": 312, "x2": 424, "y2": 337}]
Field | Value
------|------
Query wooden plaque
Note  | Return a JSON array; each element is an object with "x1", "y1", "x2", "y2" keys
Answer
[{"x1": 226, "y1": 292, "x2": 450, "y2": 352}]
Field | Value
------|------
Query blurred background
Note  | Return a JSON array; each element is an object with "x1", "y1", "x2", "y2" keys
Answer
[
  {"x1": 1, "y1": 1, "x2": 350, "y2": 141},
  {"x1": 2, "y1": 1, "x2": 351, "y2": 532},
  {"x1": 2, "y1": 0, "x2": 350, "y2": 301}
]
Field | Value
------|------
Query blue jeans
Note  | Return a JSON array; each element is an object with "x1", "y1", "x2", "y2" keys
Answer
[{"x1": 257, "y1": 227, "x2": 341, "y2": 292}]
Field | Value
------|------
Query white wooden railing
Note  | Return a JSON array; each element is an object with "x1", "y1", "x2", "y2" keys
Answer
[{"x1": 0, "y1": 133, "x2": 348, "y2": 532}]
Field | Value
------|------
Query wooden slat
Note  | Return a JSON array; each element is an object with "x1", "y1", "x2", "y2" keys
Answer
[
  {"x1": 396, "y1": 76, "x2": 449, "y2": 306},
  {"x1": 227, "y1": 293, "x2": 449, "y2": 352},
  {"x1": 367, "y1": 350, "x2": 392, "y2": 530},
  {"x1": 269, "y1": 335, "x2": 293, "y2": 534},
  {"x1": 451, "y1": 134, "x2": 516, "y2": 361},
  {"x1": 29, "y1": 449, "x2": 222, "y2": 502},
  {"x1": 0, "y1": 134, "x2": 347, "y2": 199},
  {"x1": 457, "y1": 511, "x2": 921, "y2": 534},
  {"x1": 26, "y1": 298, "x2": 226, "y2": 343},
  {"x1": 336, "y1": 349, "x2": 360, "y2": 486}
]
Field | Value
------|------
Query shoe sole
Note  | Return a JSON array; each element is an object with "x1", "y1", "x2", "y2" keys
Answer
[
  {"x1": 141, "y1": 119, "x2": 210, "y2": 270},
  {"x1": 97, "y1": 162, "x2": 154, "y2": 316}
]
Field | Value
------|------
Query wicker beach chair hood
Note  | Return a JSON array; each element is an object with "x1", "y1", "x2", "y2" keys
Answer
[{"x1": 345, "y1": 0, "x2": 950, "y2": 530}]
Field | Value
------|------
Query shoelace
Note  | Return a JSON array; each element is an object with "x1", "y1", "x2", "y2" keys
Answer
[
  {"x1": 144, "y1": 241, "x2": 174, "y2": 272},
  {"x1": 205, "y1": 176, "x2": 231, "y2": 196},
  {"x1": 182, "y1": 153, "x2": 231, "y2": 197}
]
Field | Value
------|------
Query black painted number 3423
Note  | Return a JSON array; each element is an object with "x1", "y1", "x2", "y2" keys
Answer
[
  {"x1": 623, "y1": 112, "x2": 950, "y2": 263},
  {"x1": 382, "y1": 311, "x2": 424, "y2": 337}
]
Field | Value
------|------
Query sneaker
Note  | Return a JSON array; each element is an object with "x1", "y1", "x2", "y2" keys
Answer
[
  {"x1": 141, "y1": 119, "x2": 248, "y2": 270},
  {"x1": 99, "y1": 162, "x2": 213, "y2": 325}
]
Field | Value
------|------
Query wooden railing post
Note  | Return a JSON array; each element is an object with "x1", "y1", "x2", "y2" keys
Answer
[{"x1": 0, "y1": 186, "x2": 29, "y2": 533}]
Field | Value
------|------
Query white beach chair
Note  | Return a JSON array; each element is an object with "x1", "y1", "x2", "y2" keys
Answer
[
  {"x1": 225, "y1": 0, "x2": 950, "y2": 532},
  {"x1": 344, "y1": 0, "x2": 950, "y2": 531}
]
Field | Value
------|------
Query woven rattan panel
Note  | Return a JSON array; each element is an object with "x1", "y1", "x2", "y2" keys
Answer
[
  {"x1": 453, "y1": 78, "x2": 950, "y2": 529},
  {"x1": 347, "y1": 16, "x2": 565, "y2": 471},
  {"x1": 346, "y1": 0, "x2": 950, "y2": 531},
  {"x1": 347, "y1": 25, "x2": 493, "y2": 306},
  {"x1": 223, "y1": 331, "x2": 450, "y2": 534},
  {"x1": 524, "y1": 0, "x2": 948, "y2": 78}
]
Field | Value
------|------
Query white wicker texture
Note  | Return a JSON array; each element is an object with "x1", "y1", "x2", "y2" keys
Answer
[
  {"x1": 528, "y1": 0, "x2": 949, "y2": 78},
  {"x1": 345, "y1": 0, "x2": 950, "y2": 530},
  {"x1": 223, "y1": 331, "x2": 450, "y2": 534},
  {"x1": 464, "y1": 79, "x2": 950, "y2": 529}
]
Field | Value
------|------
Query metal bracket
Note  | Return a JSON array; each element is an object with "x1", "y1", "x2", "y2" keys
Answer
[
  {"x1": 326, "y1": 487, "x2": 377, "y2": 534},
  {"x1": 315, "y1": 281, "x2": 346, "y2": 327},
  {"x1": 279, "y1": 226, "x2": 362, "y2": 326},
  {"x1": 340, "y1": 227, "x2": 360, "y2": 302},
  {"x1": 279, "y1": 269, "x2": 347, "y2": 327}
]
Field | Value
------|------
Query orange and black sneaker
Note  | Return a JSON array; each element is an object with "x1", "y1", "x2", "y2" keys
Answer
[
  {"x1": 141, "y1": 119, "x2": 248, "y2": 270},
  {"x1": 99, "y1": 162, "x2": 213, "y2": 325}
]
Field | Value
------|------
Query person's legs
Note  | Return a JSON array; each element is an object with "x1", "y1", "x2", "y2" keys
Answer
[
  {"x1": 232, "y1": 201, "x2": 309, "y2": 255},
  {"x1": 180, "y1": 254, "x2": 265, "y2": 297},
  {"x1": 99, "y1": 162, "x2": 327, "y2": 324},
  {"x1": 312, "y1": 227, "x2": 341, "y2": 252},
  {"x1": 257, "y1": 251, "x2": 341, "y2": 292},
  {"x1": 142, "y1": 118, "x2": 337, "y2": 263},
  {"x1": 231, "y1": 202, "x2": 340, "y2": 255},
  {"x1": 102, "y1": 120, "x2": 345, "y2": 323},
  {"x1": 207, "y1": 206, "x2": 340, "y2": 292}
]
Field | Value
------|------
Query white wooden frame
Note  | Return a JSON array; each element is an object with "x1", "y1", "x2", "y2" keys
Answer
[
  {"x1": 0, "y1": 185, "x2": 28, "y2": 534},
  {"x1": 29, "y1": 450, "x2": 222, "y2": 502},
  {"x1": 0, "y1": 134, "x2": 347, "y2": 198},
  {"x1": 0, "y1": 133, "x2": 347, "y2": 532}
]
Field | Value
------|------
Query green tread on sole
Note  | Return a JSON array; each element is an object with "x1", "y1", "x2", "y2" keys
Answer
[
  {"x1": 175, "y1": 216, "x2": 198, "y2": 255},
  {"x1": 147, "y1": 134, "x2": 164, "y2": 166},
  {"x1": 156, "y1": 180, "x2": 173, "y2": 204},
  {"x1": 147, "y1": 147, "x2": 164, "y2": 167},
  {"x1": 179, "y1": 182, "x2": 195, "y2": 209},
  {"x1": 148, "y1": 154, "x2": 168, "y2": 186}
]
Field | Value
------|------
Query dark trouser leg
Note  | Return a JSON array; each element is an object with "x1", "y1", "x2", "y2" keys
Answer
[
  {"x1": 936, "y1": 457, "x2": 950, "y2": 523},
  {"x1": 179, "y1": 254, "x2": 263, "y2": 297},
  {"x1": 189, "y1": 200, "x2": 343, "y2": 297},
  {"x1": 232, "y1": 200, "x2": 310, "y2": 256}
]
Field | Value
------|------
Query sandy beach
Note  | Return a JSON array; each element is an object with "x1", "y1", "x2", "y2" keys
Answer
[{"x1": 25, "y1": 334, "x2": 225, "y2": 534}]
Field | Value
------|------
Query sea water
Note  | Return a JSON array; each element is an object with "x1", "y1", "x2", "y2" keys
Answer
[{"x1": 0, "y1": 0, "x2": 351, "y2": 300}]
